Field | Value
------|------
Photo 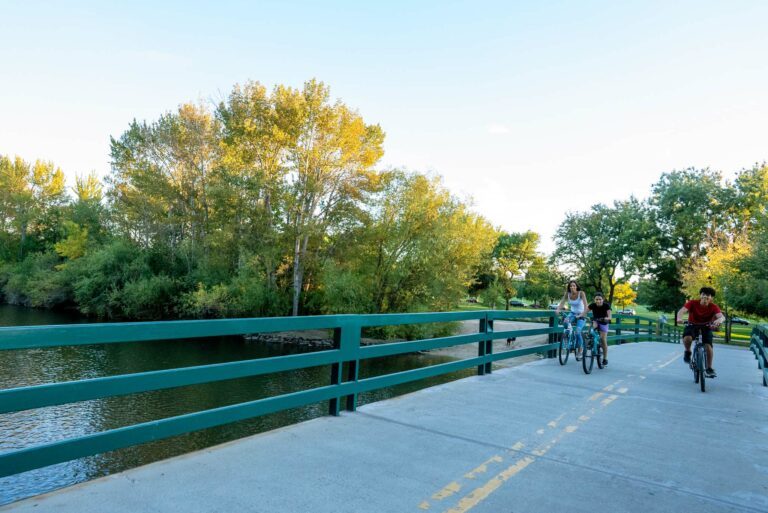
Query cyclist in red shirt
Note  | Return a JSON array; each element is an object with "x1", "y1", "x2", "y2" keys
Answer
[{"x1": 675, "y1": 286, "x2": 725, "y2": 378}]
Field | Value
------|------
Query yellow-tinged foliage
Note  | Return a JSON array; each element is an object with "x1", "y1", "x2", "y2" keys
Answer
[
  {"x1": 612, "y1": 282, "x2": 637, "y2": 309},
  {"x1": 681, "y1": 236, "x2": 750, "y2": 298}
]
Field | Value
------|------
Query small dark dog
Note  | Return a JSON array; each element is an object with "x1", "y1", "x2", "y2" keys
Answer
[{"x1": 506, "y1": 337, "x2": 517, "y2": 347}]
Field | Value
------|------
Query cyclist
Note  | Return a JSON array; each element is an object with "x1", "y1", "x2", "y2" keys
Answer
[
  {"x1": 587, "y1": 292, "x2": 611, "y2": 367},
  {"x1": 675, "y1": 286, "x2": 725, "y2": 378},
  {"x1": 556, "y1": 280, "x2": 588, "y2": 359}
]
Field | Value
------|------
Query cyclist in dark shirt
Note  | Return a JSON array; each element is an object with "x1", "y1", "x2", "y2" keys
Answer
[
  {"x1": 675, "y1": 286, "x2": 725, "y2": 378},
  {"x1": 587, "y1": 293, "x2": 611, "y2": 367}
]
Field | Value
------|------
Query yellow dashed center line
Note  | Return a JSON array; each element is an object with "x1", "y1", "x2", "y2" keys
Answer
[
  {"x1": 420, "y1": 369, "x2": 643, "y2": 512},
  {"x1": 463, "y1": 455, "x2": 504, "y2": 480},
  {"x1": 432, "y1": 481, "x2": 462, "y2": 500},
  {"x1": 443, "y1": 457, "x2": 536, "y2": 513}
]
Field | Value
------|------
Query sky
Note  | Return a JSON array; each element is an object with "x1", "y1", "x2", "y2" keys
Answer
[{"x1": 2, "y1": 0, "x2": 767, "y2": 253}]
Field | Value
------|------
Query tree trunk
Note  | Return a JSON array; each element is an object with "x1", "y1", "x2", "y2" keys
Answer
[{"x1": 291, "y1": 234, "x2": 302, "y2": 316}]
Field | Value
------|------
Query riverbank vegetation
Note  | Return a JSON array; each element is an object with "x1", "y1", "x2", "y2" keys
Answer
[{"x1": 1, "y1": 79, "x2": 766, "y2": 322}]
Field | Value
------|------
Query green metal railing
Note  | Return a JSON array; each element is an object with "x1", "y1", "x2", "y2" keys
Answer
[
  {"x1": 749, "y1": 324, "x2": 768, "y2": 387},
  {"x1": 0, "y1": 309, "x2": 674, "y2": 479}
]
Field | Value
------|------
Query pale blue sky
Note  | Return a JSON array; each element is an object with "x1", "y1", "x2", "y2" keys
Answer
[{"x1": 2, "y1": 0, "x2": 767, "y2": 252}]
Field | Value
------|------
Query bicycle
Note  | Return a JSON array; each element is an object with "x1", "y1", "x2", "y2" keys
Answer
[
  {"x1": 582, "y1": 317, "x2": 608, "y2": 374},
  {"x1": 685, "y1": 322, "x2": 714, "y2": 392},
  {"x1": 558, "y1": 312, "x2": 585, "y2": 365}
]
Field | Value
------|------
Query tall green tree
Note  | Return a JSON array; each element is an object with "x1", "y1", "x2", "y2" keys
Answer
[
  {"x1": 109, "y1": 103, "x2": 220, "y2": 273},
  {"x1": 281, "y1": 80, "x2": 385, "y2": 315},
  {"x1": 491, "y1": 231, "x2": 539, "y2": 309},
  {"x1": 553, "y1": 199, "x2": 653, "y2": 303}
]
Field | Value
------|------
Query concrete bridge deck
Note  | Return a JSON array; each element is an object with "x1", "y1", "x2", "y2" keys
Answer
[{"x1": 3, "y1": 342, "x2": 767, "y2": 513}]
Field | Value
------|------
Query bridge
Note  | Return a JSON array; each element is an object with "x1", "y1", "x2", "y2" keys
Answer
[{"x1": 1, "y1": 311, "x2": 767, "y2": 512}]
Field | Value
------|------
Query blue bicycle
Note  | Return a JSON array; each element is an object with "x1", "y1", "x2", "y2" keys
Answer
[
  {"x1": 582, "y1": 318, "x2": 607, "y2": 374},
  {"x1": 558, "y1": 313, "x2": 585, "y2": 365}
]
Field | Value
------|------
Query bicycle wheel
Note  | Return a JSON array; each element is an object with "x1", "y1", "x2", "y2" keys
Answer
[
  {"x1": 582, "y1": 334, "x2": 595, "y2": 374},
  {"x1": 596, "y1": 338, "x2": 604, "y2": 369},
  {"x1": 699, "y1": 347, "x2": 706, "y2": 393},
  {"x1": 558, "y1": 332, "x2": 570, "y2": 365}
]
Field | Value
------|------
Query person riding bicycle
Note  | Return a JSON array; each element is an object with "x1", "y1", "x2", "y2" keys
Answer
[
  {"x1": 675, "y1": 286, "x2": 725, "y2": 378},
  {"x1": 556, "y1": 280, "x2": 588, "y2": 359},
  {"x1": 587, "y1": 292, "x2": 611, "y2": 367}
]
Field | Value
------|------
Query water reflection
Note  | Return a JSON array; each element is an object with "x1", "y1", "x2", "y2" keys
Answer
[{"x1": 0, "y1": 306, "x2": 472, "y2": 505}]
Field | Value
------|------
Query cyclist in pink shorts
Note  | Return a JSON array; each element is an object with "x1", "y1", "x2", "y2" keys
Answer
[{"x1": 587, "y1": 292, "x2": 611, "y2": 367}]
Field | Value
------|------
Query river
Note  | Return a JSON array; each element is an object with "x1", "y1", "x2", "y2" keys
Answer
[{"x1": 0, "y1": 305, "x2": 474, "y2": 505}]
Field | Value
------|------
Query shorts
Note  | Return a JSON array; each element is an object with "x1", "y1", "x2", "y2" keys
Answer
[
  {"x1": 595, "y1": 322, "x2": 609, "y2": 333},
  {"x1": 683, "y1": 325, "x2": 713, "y2": 345}
]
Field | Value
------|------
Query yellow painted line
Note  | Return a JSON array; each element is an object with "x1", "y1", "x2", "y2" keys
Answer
[
  {"x1": 536, "y1": 429, "x2": 544, "y2": 435},
  {"x1": 547, "y1": 421, "x2": 557, "y2": 428},
  {"x1": 464, "y1": 455, "x2": 504, "y2": 480},
  {"x1": 420, "y1": 501, "x2": 431, "y2": 510},
  {"x1": 602, "y1": 384, "x2": 614, "y2": 391},
  {"x1": 601, "y1": 394, "x2": 619, "y2": 406},
  {"x1": 578, "y1": 415, "x2": 590, "y2": 422},
  {"x1": 617, "y1": 387, "x2": 629, "y2": 394},
  {"x1": 432, "y1": 481, "x2": 462, "y2": 500},
  {"x1": 589, "y1": 392, "x2": 604, "y2": 401},
  {"x1": 565, "y1": 425, "x2": 578, "y2": 433},
  {"x1": 443, "y1": 457, "x2": 535, "y2": 513},
  {"x1": 639, "y1": 375, "x2": 646, "y2": 380},
  {"x1": 510, "y1": 442, "x2": 524, "y2": 451}
]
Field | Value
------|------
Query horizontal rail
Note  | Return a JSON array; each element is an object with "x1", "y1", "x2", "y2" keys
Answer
[
  {"x1": 0, "y1": 382, "x2": 356, "y2": 478},
  {"x1": 0, "y1": 350, "x2": 341, "y2": 414}
]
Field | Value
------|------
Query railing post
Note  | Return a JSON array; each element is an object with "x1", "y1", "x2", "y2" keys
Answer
[
  {"x1": 616, "y1": 315, "x2": 622, "y2": 344},
  {"x1": 547, "y1": 313, "x2": 557, "y2": 358},
  {"x1": 478, "y1": 315, "x2": 493, "y2": 375},
  {"x1": 329, "y1": 318, "x2": 361, "y2": 415},
  {"x1": 634, "y1": 317, "x2": 640, "y2": 341}
]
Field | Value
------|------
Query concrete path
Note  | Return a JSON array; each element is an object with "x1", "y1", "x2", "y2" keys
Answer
[{"x1": 4, "y1": 342, "x2": 767, "y2": 513}]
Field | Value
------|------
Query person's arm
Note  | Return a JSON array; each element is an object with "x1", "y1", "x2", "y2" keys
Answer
[
  {"x1": 555, "y1": 293, "x2": 566, "y2": 314},
  {"x1": 676, "y1": 306, "x2": 688, "y2": 324},
  {"x1": 605, "y1": 307, "x2": 612, "y2": 322},
  {"x1": 579, "y1": 292, "x2": 588, "y2": 317},
  {"x1": 712, "y1": 311, "x2": 725, "y2": 327}
]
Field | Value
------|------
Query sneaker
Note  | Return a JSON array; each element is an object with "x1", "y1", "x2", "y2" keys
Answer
[
  {"x1": 705, "y1": 368, "x2": 717, "y2": 378},
  {"x1": 575, "y1": 349, "x2": 582, "y2": 361},
  {"x1": 602, "y1": 359, "x2": 608, "y2": 367},
  {"x1": 683, "y1": 351, "x2": 691, "y2": 363}
]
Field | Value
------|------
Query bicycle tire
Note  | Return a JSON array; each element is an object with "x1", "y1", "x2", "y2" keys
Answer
[
  {"x1": 699, "y1": 346, "x2": 706, "y2": 392},
  {"x1": 596, "y1": 338, "x2": 604, "y2": 369},
  {"x1": 582, "y1": 333, "x2": 595, "y2": 374},
  {"x1": 558, "y1": 333, "x2": 570, "y2": 365}
]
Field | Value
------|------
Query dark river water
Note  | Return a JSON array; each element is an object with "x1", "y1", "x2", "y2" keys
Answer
[{"x1": 0, "y1": 305, "x2": 474, "y2": 505}]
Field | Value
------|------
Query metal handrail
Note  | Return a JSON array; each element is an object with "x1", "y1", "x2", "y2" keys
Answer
[{"x1": 0, "y1": 308, "x2": 676, "y2": 478}]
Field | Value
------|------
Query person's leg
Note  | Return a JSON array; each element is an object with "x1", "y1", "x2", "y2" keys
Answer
[
  {"x1": 704, "y1": 328, "x2": 716, "y2": 376},
  {"x1": 682, "y1": 325, "x2": 694, "y2": 363},
  {"x1": 575, "y1": 318, "x2": 585, "y2": 352},
  {"x1": 599, "y1": 326, "x2": 608, "y2": 362}
]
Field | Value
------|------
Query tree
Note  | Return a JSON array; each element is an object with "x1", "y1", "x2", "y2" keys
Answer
[
  {"x1": 316, "y1": 170, "x2": 497, "y2": 314},
  {"x1": 520, "y1": 256, "x2": 565, "y2": 307},
  {"x1": 612, "y1": 282, "x2": 637, "y2": 310},
  {"x1": 217, "y1": 81, "x2": 292, "y2": 286},
  {"x1": 491, "y1": 231, "x2": 539, "y2": 309},
  {"x1": 0, "y1": 155, "x2": 66, "y2": 260},
  {"x1": 553, "y1": 199, "x2": 653, "y2": 303},
  {"x1": 109, "y1": 102, "x2": 220, "y2": 272},
  {"x1": 280, "y1": 80, "x2": 385, "y2": 315}
]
